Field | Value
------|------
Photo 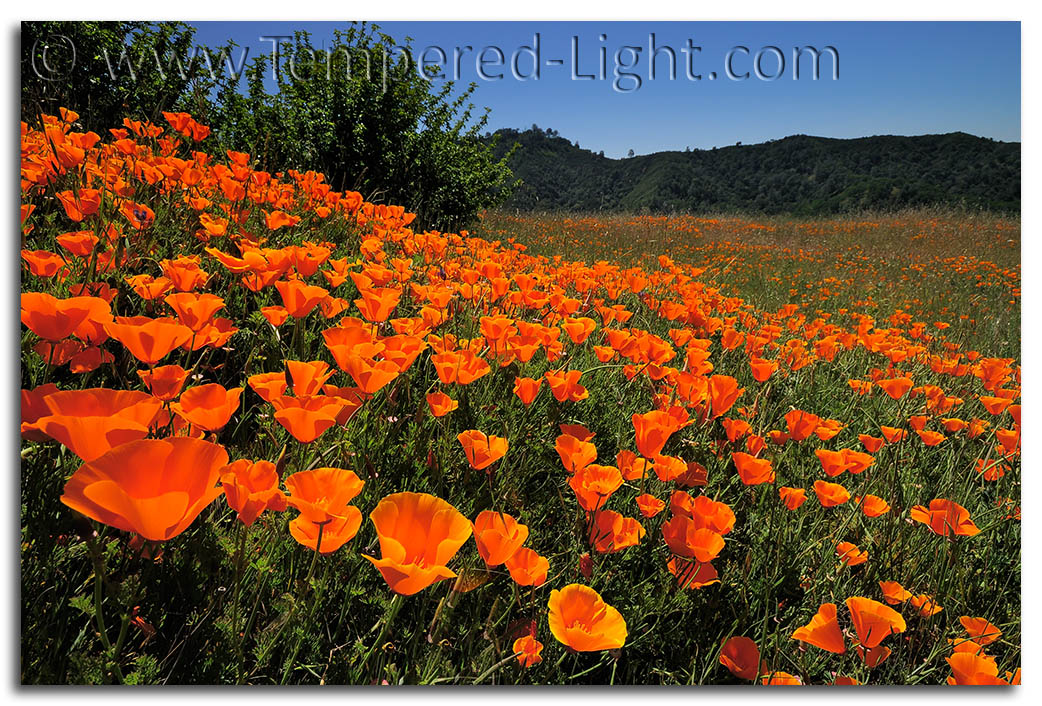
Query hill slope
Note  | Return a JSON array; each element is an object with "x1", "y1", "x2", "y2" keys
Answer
[{"x1": 487, "y1": 128, "x2": 1020, "y2": 214}]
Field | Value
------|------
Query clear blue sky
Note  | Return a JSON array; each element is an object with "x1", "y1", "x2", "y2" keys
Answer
[{"x1": 190, "y1": 21, "x2": 1020, "y2": 159}]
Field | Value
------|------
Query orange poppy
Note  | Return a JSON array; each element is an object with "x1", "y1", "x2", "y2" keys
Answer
[
  {"x1": 719, "y1": 636, "x2": 762, "y2": 681},
  {"x1": 569, "y1": 464, "x2": 623, "y2": 512},
  {"x1": 845, "y1": 596, "x2": 906, "y2": 648},
  {"x1": 667, "y1": 558, "x2": 719, "y2": 589},
  {"x1": 631, "y1": 410, "x2": 681, "y2": 459},
  {"x1": 220, "y1": 459, "x2": 288, "y2": 526},
  {"x1": 908, "y1": 498, "x2": 980, "y2": 537},
  {"x1": 20, "y1": 383, "x2": 59, "y2": 441},
  {"x1": 856, "y1": 644, "x2": 891, "y2": 668},
  {"x1": 909, "y1": 594, "x2": 943, "y2": 617},
  {"x1": 661, "y1": 515, "x2": 725, "y2": 562},
  {"x1": 513, "y1": 376, "x2": 542, "y2": 405},
  {"x1": 272, "y1": 395, "x2": 345, "y2": 443},
  {"x1": 340, "y1": 354, "x2": 399, "y2": 395},
  {"x1": 958, "y1": 616, "x2": 1002, "y2": 646},
  {"x1": 856, "y1": 495, "x2": 890, "y2": 517},
  {"x1": 473, "y1": 510, "x2": 529, "y2": 567},
  {"x1": 837, "y1": 541, "x2": 868, "y2": 566},
  {"x1": 556, "y1": 433, "x2": 597, "y2": 473},
  {"x1": 878, "y1": 580, "x2": 912, "y2": 605},
  {"x1": 814, "y1": 480, "x2": 850, "y2": 507},
  {"x1": 616, "y1": 450, "x2": 650, "y2": 481},
  {"x1": 457, "y1": 430, "x2": 508, "y2": 471},
  {"x1": 426, "y1": 391, "x2": 459, "y2": 417},
  {"x1": 547, "y1": 584, "x2": 627, "y2": 652},
  {"x1": 946, "y1": 652, "x2": 1007, "y2": 685},
  {"x1": 105, "y1": 316, "x2": 194, "y2": 365},
  {"x1": 732, "y1": 451, "x2": 775, "y2": 485},
  {"x1": 749, "y1": 357, "x2": 778, "y2": 383},
  {"x1": 513, "y1": 635, "x2": 544, "y2": 668},
  {"x1": 285, "y1": 359, "x2": 335, "y2": 397},
  {"x1": 354, "y1": 286, "x2": 401, "y2": 323},
  {"x1": 859, "y1": 434, "x2": 884, "y2": 453},
  {"x1": 791, "y1": 603, "x2": 846, "y2": 653},
  {"x1": 284, "y1": 467, "x2": 364, "y2": 525},
  {"x1": 877, "y1": 377, "x2": 913, "y2": 400},
  {"x1": 544, "y1": 369, "x2": 589, "y2": 403},
  {"x1": 635, "y1": 493, "x2": 666, "y2": 518},
  {"x1": 430, "y1": 350, "x2": 491, "y2": 385},
  {"x1": 505, "y1": 547, "x2": 549, "y2": 586},
  {"x1": 709, "y1": 375, "x2": 743, "y2": 418},
  {"x1": 248, "y1": 371, "x2": 288, "y2": 404},
  {"x1": 170, "y1": 383, "x2": 243, "y2": 432},
  {"x1": 60, "y1": 437, "x2": 227, "y2": 541},
  {"x1": 21, "y1": 293, "x2": 98, "y2": 342},
  {"x1": 363, "y1": 492, "x2": 472, "y2": 595},
  {"x1": 36, "y1": 388, "x2": 162, "y2": 461},
  {"x1": 590, "y1": 510, "x2": 645, "y2": 553},
  {"x1": 778, "y1": 486, "x2": 807, "y2": 510},
  {"x1": 761, "y1": 671, "x2": 802, "y2": 685},
  {"x1": 785, "y1": 409, "x2": 821, "y2": 442},
  {"x1": 164, "y1": 292, "x2": 225, "y2": 331},
  {"x1": 275, "y1": 279, "x2": 329, "y2": 318},
  {"x1": 137, "y1": 364, "x2": 190, "y2": 402}
]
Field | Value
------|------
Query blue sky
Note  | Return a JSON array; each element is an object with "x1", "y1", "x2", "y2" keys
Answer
[{"x1": 190, "y1": 21, "x2": 1021, "y2": 159}]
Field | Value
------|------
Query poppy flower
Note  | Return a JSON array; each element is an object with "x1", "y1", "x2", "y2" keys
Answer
[
  {"x1": 170, "y1": 383, "x2": 243, "y2": 432},
  {"x1": 669, "y1": 493, "x2": 736, "y2": 535},
  {"x1": 506, "y1": 545, "x2": 554, "y2": 587},
  {"x1": 544, "y1": 369, "x2": 589, "y2": 403},
  {"x1": 569, "y1": 464, "x2": 623, "y2": 512},
  {"x1": 505, "y1": 547, "x2": 549, "y2": 586},
  {"x1": 761, "y1": 671, "x2": 802, "y2": 685},
  {"x1": 60, "y1": 437, "x2": 227, "y2": 541},
  {"x1": 958, "y1": 616, "x2": 1002, "y2": 646},
  {"x1": 20, "y1": 383, "x2": 59, "y2": 441},
  {"x1": 779, "y1": 486, "x2": 807, "y2": 510},
  {"x1": 556, "y1": 433, "x2": 597, "y2": 473},
  {"x1": 878, "y1": 580, "x2": 912, "y2": 605},
  {"x1": 340, "y1": 354, "x2": 399, "y2": 395},
  {"x1": 709, "y1": 375, "x2": 743, "y2": 418},
  {"x1": 857, "y1": 495, "x2": 890, "y2": 517},
  {"x1": 785, "y1": 409, "x2": 821, "y2": 442},
  {"x1": 652, "y1": 454, "x2": 688, "y2": 482},
  {"x1": 513, "y1": 635, "x2": 544, "y2": 667},
  {"x1": 21, "y1": 293, "x2": 99, "y2": 342},
  {"x1": 662, "y1": 515, "x2": 725, "y2": 562},
  {"x1": 547, "y1": 584, "x2": 627, "y2": 652},
  {"x1": 137, "y1": 365, "x2": 190, "y2": 402},
  {"x1": 814, "y1": 480, "x2": 850, "y2": 507},
  {"x1": 36, "y1": 388, "x2": 162, "y2": 462},
  {"x1": 284, "y1": 360, "x2": 335, "y2": 397},
  {"x1": 473, "y1": 510, "x2": 529, "y2": 567},
  {"x1": 272, "y1": 395, "x2": 344, "y2": 443},
  {"x1": 632, "y1": 410, "x2": 681, "y2": 459},
  {"x1": 220, "y1": 459, "x2": 288, "y2": 526},
  {"x1": 616, "y1": 450, "x2": 650, "y2": 481},
  {"x1": 749, "y1": 358, "x2": 778, "y2": 383},
  {"x1": 837, "y1": 541, "x2": 868, "y2": 566},
  {"x1": 791, "y1": 603, "x2": 846, "y2": 653},
  {"x1": 946, "y1": 652, "x2": 1007, "y2": 685},
  {"x1": 877, "y1": 377, "x2": 914, "y2": 400},
  {"x1": 164, "y1": 293, "x2": 225, "y2": 331},
  {"x1": 667, "y1": 558, "x2": 720, "y2": 589},
  {"x1": 275, "y1": 279, "x2": 329, "y2": 318},
  {"x1": 284, "y1": 467, "x2": 365, "y2": 525},
  {"x1": 105, "y1": 316, "x2": 194, "y2": 365},
  {"x1": 732, "y1": 451, "x2": 775, "y2": 485},
  {"x1": 719, "y1": 636, "x2": 762, "y2": 681},
  {"x1": 909, "y1": 594, "x2": 943, "y2": 617},
  {"x1": 513, "y1": 376, "x2": 542, "y2": 405},
  {"x1": 426, "y1": 391, "x2": 459, "y2": 417},
  {"x1": 916, "y1": 429, "x2": 946, "y2": 447},
  {"x1": 591, "y1": 510, "x2": 645, "y2": 553},
  {"x1": 859, "y1": 434, "x2": 884, "y2": 453},
  {"x1": 845, "y1": 596, "x2": 906, "y2": 648},
  {"x1": 880, "y1": 426, "x2": 908, "y2": 444},
  {"x1": 260, "y1": 306, "x2": 290, "y2": 327},
  {"x1": 354, "y1": 286, "x2": 401, "y2": 323},
  {"x1": 457, "y1": 430, "x2": 508, "y2": 471},
  {"x1": 635, "y1": 493, "x2": 666, "y2": 518},
  {"x1": 289, "y1": 510, "x2": 363, "y2": 555},
  {"x1": 908, "y1": 498, "x2": 980, "y2": 537},
  {"x1": 248, "y1": 371, "x2": 288, "y2": 404},
  {"x1": 362, "y1": 492, "x2": 473, "y2": 595},
  {"x1": 856, "y1": 644, "x2": 891, "y2": 668},
  {"x1": 431, "y1": 350, "x2": 490, "y2": 385}
]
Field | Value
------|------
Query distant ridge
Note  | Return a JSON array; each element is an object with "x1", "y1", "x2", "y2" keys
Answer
[{"x1": 485, "y1": 128, "x2": 1020, "y2": 214}]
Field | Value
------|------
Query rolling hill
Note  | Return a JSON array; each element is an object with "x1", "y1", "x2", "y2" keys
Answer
[{"x1": 485, "y1": 127, "x2": 1020, "y2": 214}]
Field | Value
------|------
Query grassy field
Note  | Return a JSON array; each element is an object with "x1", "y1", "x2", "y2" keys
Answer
[{"x1": 21, "y1": 111, "x2": 1020, "y2": 685}]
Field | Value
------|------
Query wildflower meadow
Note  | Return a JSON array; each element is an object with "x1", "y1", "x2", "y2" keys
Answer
[{"x1": 20, "y1": 109, "x2": 1020, "y2": 685}]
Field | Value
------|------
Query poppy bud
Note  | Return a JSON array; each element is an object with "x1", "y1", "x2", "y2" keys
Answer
[{"x1": 579, "y1": 552, "x2": 593, "y2": 579}]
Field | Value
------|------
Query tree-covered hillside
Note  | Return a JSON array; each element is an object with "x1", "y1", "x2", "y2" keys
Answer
[{"x1": 486, "y1": 127, "x2": 1020, "y2": 214}]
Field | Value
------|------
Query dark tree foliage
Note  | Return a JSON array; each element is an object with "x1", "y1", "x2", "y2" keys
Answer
[
  {"x1": 21, "y1": 21, "x2": 206, "y2": 131},
  {"x1": 21, "y1": 21, "x2": 517, "y2": 233},
  {"x1": 487, "y1": 128, "x2": 1020, "y2": 215},
  {"x1": 204, "y1": 27, "x2": 516, "y2": 232}
]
